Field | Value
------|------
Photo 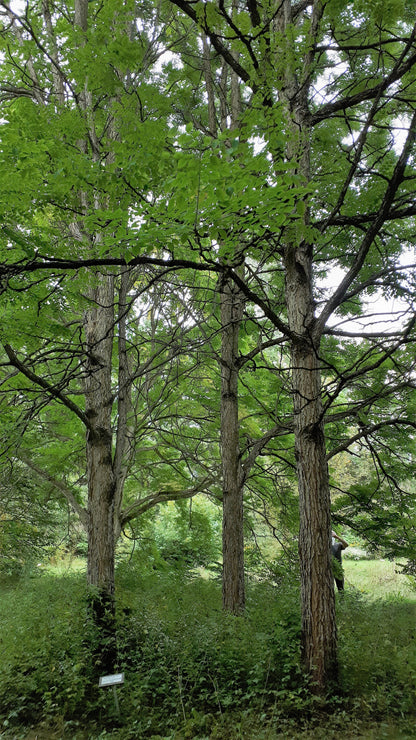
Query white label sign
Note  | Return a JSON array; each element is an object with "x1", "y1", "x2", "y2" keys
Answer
[{"x1": 99, "y1": 672, "x2": 125, "y2": 687}]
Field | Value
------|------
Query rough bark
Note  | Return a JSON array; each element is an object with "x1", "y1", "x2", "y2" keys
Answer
[
  {"x1": 220, "y1": 275, "x2": 245, "y2": 614},
  {"x1": 215, "y1": 22, "x2": 245, "y2": 613},
  {"x1": 71, "y1": 0, "x2": 118, "y2": 672},
  {"x1": 284, "y1": 138, "x2": 338, "y2": 688},
  {"x1": 282, "y1": 145, "x2": 337, "y2": 684},
  {"x1": 83, "y1": 273, "x2": 117, "y2": 673},
  {"x1": 288, "y1": 321, "x2": 337, "y2": 687},
  {"x1": 277, "y1": 0, "x2": 337, "y2": 691},
  {"x1": 113, "y1": 269, "x2": 135, "y2": 542}
]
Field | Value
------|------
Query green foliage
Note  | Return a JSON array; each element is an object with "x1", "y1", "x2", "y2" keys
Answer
[
  {"x1": 1, "y1": 0, "x2": 416, "y2": 723},
  {"x1": 337, "y1": 589, "x2": 416, "y2": 718},
  {"x1": 123, "y1": 497, "x2": 222, "y2": 571},
  {"x1": 331, "y1": 446, "x2": 416, "y2": 566},
  {"x1": 154, "y1": 499, "x2": 220, "y2": 568},
  {"x1": 331, "y1": 556, "x2": 344, "y2": 583},
  {"x1": 0, "y1": 463, "x2": 67, "y2": 577},
  {"x1": 0, "y1": 566, "x2": 307, "y2": 736},
  {"x1": 1, "y1": 565, "x2": 416, "y2": 738},
  {"x1": 0, "y1": 574, "x2": 88, "y2": 729},
  {"x1": 1, "y1": 0, "x2": 416, "y2": 579}
]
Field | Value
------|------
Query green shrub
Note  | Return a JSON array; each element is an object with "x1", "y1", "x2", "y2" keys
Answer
[
  {"x1": 1, "y1": 563, "x2": 416, "y2": 738},
  {"x1": 337, "y1": 589, "x2": 416, "y2": 717},
  {"x1": 120, "y1": 498, "x2": 222, "y2": 574},
  {"x1": 115, "y1": 568, "x2": 307, "y2": 731},
  {"x1": 0, "y1": 573, "x2": 88, "y2": 729}
]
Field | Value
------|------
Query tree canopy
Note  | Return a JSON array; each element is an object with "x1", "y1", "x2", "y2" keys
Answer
[{"x1": 1, "y1": 0, "x2": 416, "y2": 690}]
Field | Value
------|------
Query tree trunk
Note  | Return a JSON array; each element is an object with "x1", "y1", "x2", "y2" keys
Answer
[
  {"x1": 292, "y1": 334, "x2": 337, "y2": 688},
  {"x1": 220, "y1": 275, "x2": 245, "y2": 614},
  {"x1": 284, "y1": 240, "x2": 338, "y2": 689},
  {"x1": 113, "y1": 269, "x2": 135, "y2": 542},
  {"x1": 276, "y1": 0, "x2": 337, "y2": 688},
  {"x1": 282, "y1": 90, "x2": 338, "y2": 686},
  {"x1": 73, "y1": 0, "x2": 119, "y2": 673},
  {"x1": 84, "y1": 273, "x2": 117, "y2": 674}
]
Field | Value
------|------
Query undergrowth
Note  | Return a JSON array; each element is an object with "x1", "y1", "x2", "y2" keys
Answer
[{"x1": 0, "y1": 562, "x2": 415, "y2": 739}]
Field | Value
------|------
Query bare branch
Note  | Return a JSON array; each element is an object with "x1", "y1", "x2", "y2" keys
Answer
[
  {"x1": 17, "y1": 449, "x2": 88, "y2": 527},
  {"x1": 3, "y1": 344, "x2": 91, "y2": 430},
  {"x1": 120, "y1": 477, "x2": 218, "y2": 526}
]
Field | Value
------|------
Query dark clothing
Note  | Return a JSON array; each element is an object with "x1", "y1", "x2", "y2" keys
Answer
[
  {"x1": 331, "y1": 541, "x2": 343, "y2": 562},
  {"x1": 331, "y1": 540, "x2": 345, "y2": 591}
]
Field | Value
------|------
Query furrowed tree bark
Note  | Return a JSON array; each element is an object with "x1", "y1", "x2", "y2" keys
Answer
[
  {"x1": 220, "y1": 272, "x2": 245, "y2": 614},
  {"x1": 283, "y1": 199, "x2": 338, "y2": 686},
  {"x1": 283, "y1": 186, "x2": 338, "y2": 687},
  {"x1": 74, "y1": 0, "x2": 118, "y2": 674},
  {"x1": 113, "y1": 269, "x2": 135, "y2": 543},
  {"x1": 210, "y1": 19, "x2": 246, "y2": 614},
  {"x1": 278, "y1": 0, "x2": 337, "y2": 690},
  {"x1": 83, "y1": 273, "x2": 118, "y2": 674},
  {"x1": 287, "y1": 315, "x2": 337, "y2": 687}
]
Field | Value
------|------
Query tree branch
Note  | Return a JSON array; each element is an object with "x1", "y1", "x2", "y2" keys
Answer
[
  {"x1": 3, "y1": 344, "x2": 91, "y2": 430},
  {"x1": 316, "y1": 108, "x2": 416, "y2": 333},
  {"x1": 120, "y1": 476, "x2": 218, "y2": 526},
  {"x1": 309, "y1": 25, "x2": 416, "y2": 127},
  {"x1": 168, "y1": 0, "x2": 252, "y2": 85},
  {"x1": 17, "y1": 450, "x2": 88, "y2": 527},
  {"x1": 327, "y1": 418, "x2": 416, "y2": 461},
  {"x1": 0, "y1": 250, "x2": 295, "y2": 341}
]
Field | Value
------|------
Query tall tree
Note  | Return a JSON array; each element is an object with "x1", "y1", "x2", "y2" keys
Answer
[
  {"x1": 2, "y1": 0, "x2": 416, "y2": 695},
  {"x1": 162, "y1": 0, "x2": 416, "y2": 690},
  {"x1": 201, "y1": 29, "x2": 247, "y2": 614},
  {"x1": 152, "y1": 21, "x2": 294, "y2": 614},
  {"x1": 0, "y1": 0, "x2": 213, "y2": 671}
]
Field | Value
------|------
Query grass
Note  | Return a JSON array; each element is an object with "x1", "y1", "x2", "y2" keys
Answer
[
  {"x1": 343, "y1": 556, "x2": 416, "y2": 600},
  {"x1": 0, "y1": 557, "x2": 416, "y2": 739},
  {"x1": 40, "y1": 554, "x2": 87, "y2": 577}
]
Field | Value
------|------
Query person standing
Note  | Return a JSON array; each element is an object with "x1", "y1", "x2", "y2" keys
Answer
[{"x1": 331, "y1": 531, "x2": 349, "y2": 591}]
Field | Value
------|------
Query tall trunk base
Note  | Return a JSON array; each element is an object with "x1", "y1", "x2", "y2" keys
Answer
[
  {"x1": 85, "y1": 587, "x2": 118, "y2": 677},
  {"x1": 222, "y1": 488, "x2": 245, "y2": 614}
]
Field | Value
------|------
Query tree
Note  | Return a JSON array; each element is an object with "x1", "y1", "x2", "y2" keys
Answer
[
  {"x1": 0, "y1": 0, "x2": 218, "y2": 671},
  {"x1": 161, "y1": 0, "x2": 416, "y2": 689},
  {"x1": 2, "y1": 0, "x2": 416, "y2": 695},
  {"x1": 198, "y1": 23, "x2": 247, "y2": 613}
]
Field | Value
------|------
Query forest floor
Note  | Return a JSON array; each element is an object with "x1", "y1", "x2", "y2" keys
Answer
[
  {"x1": 1, "y1": 556, "x2": 416, "y2": 740},
  {"x1": 7, "y1": 715, "x2": 416, "y2": 739}
]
